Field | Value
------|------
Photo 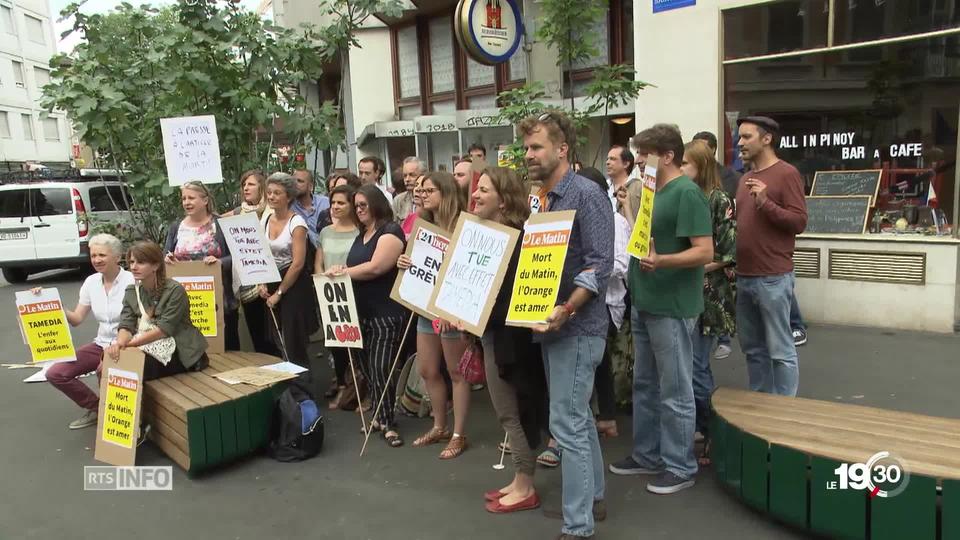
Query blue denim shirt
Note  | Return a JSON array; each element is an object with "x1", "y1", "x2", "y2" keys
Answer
[
  {"x1": 292, "y1": 193, "x2": 330, "y2": 247},
  {"x1": 539, "y1": 168, "x2": 615, "y2": 341}
]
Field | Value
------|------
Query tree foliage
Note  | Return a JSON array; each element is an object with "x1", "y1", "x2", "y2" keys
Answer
[{"x1": 43, "y1": 0, "x2": 400, "y2": 242}]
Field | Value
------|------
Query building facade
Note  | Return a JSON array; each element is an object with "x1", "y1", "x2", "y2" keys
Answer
[
  {"x1": 0, "y1": 0, "x2": 71, "y2": 170},
  {"x1": 636, "y1": 0, "x2": 960, "y2": 332}
]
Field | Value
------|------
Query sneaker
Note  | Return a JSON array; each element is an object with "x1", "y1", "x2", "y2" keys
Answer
[
  {"x1": 792, "y1": 328, "x2": 808, "y2": 346},
  {"x1": 68, "y1": 409, "x2": 98, "y2": 430},
  {"x1": 646, "y1": 472, "x2": 696, "y2": 494},
  {"x1": 608, "y1": 456, "x2": 660, "y2": 476},
  {"x1": 714, "y1": 343, "x2": 732, "y2": 359}
]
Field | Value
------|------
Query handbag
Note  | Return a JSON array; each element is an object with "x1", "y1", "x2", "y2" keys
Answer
[
  {"x1": 236, "y1": 285, "x2": 261, "y2": 304},
  {"x1": 134, "y1": 282, "x2": 177, "y2": 366},
  {"x1": 458, "y1": 341, "x2": 485, "y2": 385}
]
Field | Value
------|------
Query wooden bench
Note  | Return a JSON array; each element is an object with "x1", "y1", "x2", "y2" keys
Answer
[
  {"x1": 141, "y1": 352, "x2": 284, "y2": 475},
  {"x1": 711, "y1": 387, "x2": 960, "y2": 540}
]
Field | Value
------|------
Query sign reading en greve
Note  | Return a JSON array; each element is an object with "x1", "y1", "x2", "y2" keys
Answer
[{"x1": 653, "y1": 0, "x2": 695, "y2": 13}]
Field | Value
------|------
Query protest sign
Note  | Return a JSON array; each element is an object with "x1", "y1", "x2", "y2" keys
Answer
[
  {"x1": 95, "y1": 349, "x2": 145, "y2": 466},
  {"x1": 213, "y1": 365, "x2": 298, "y2": 387},
  {"x1": 313, "y1": 274, "x2": 363, "y2": 349},
  {"x1": 160, "y1": 115, "x2": 223, "y2": 186},
  {"x1": 15, "y1": 288, "x2": 76, "y2": 364},
  {"x1": 428, "y1": 213, "x2": 520, "y2": 337},
  {"x1": 627, "y1": 155, "x2": 659, "y2": 259},
  {"x1": 168, "y1": 260, "x2": 224, "y2": 353},
  {"x1": 390, "y1": 219, "x2": 450, "y2": 319},
  {"x1": 220, "y1": 213, "x2": 282, "y2": 286},
  {"x1": 505, "y1": 210, "x2": 575, "y2": 327}
]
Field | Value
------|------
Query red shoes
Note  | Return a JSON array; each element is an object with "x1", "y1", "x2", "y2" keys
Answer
[
  {"x1": 484, "y1": 492, "x2": 541, "y2": 513},
  {"x1": 484, "y1": 489, "x2": 507, "y2": 502}
]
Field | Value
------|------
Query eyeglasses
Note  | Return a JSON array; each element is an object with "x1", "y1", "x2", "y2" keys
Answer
[
  {"x1": 538, "y1": 112, "x2": 554, "y2": 123},
  {"x1": 355, "y1": 202, "x2": 369, "y2": 210},
  {"x1": 417, "y1": 187, "x2": 438, "y2": 195}
]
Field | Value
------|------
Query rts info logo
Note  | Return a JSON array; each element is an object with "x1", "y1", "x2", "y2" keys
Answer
[{"x1": 826, "y1": 451, "x2": 910, "y2": 498}]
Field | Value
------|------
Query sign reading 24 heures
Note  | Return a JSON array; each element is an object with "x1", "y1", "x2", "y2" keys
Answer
[{"x1": 455, "y1": 0, "x2": 524, "y2": 66}]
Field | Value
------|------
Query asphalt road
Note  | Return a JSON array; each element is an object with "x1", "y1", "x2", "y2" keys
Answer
[{"x1": 1, "y1": 270, "x2": 956, "y2": 540}]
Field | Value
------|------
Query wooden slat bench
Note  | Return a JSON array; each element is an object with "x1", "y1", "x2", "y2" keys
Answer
[
  {"x1": 711, "y1": 387, "x2": 960, "y2": 540},
  {"x1": 141, "y1": 352, "x2": 284, "y2": 475}
]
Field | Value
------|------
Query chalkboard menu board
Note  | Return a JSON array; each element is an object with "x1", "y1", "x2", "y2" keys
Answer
[
  {"x1": 810, "y1": 170, "x2": 882, "y2": 205},
  {"x1": 805, "y1": 196, "x2": 871, "y2": 234}
]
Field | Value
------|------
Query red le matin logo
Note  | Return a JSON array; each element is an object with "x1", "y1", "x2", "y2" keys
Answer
[{"x1": 18, "y1": 300, "x2": 63, "y2": 315}]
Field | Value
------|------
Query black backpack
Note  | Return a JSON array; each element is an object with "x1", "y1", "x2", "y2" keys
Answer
[{"x1": 267, "y1": 381, "x2": 324, "y2": 462}]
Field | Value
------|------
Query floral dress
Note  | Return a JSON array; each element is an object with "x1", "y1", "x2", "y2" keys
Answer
[
  {"x1": 701, "y1": 189, "x2": 736, "y2": 337},
  {"x1": 173, "y1": 220, "x2": 222, "y2": 261}
]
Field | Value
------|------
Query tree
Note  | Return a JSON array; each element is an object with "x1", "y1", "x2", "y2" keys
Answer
[{"x1": 43, "y1": 0, "x2": 400, "y2": 243}]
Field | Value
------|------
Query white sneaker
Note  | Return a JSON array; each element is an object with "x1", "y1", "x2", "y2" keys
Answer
[
  {"x1": 69, "y1": 409, "x2": 98, "y2": 430},
  {"x1": 714, "y1": 344, "x2": 732, "y2": 359}
]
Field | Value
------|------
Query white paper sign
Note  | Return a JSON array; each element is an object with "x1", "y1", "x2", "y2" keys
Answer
[
  {"x1": 390, "y1": 219, "x2": 449, "y2": 319},
  {"x1": 313, "y1": 274, "x2": 363, "y2": 349},
  {"x1": 427, "y1": 213, "x2": 519, "y2": 336},
  {"x1": 219, "y1": 213, "x2": 282, "y2": 286},
  {"x1": 160, "y1": 115, "x2": 223, "y2": 186}
]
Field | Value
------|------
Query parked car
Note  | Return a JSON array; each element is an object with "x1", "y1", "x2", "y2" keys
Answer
[{"x1": 0, "y1": 169, "x2": 133, "y2": 283}]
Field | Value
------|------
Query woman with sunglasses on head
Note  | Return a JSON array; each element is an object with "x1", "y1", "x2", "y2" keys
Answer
[
  {"x1": 473, "y1": 167, "x2": 547, "y2": 512},
  {"x1": 397, "y1": 171, "x2": 472, "y2": 459},
  {"x1": 163, "y1": 180, "x2": 239, "y2": 350},
  {"x1": 316, "y1": 184, "x2": 360, "y2": 409},
  {"x1": 325, "y1": 185, "x2": 407, "y2": 447}
]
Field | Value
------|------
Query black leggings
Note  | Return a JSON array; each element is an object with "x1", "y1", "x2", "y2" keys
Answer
[{"x1": 594, "y1": 315, "x2": 618, "y2": 421}]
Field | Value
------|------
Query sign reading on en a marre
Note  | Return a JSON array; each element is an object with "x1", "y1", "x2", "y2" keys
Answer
[
  {"x1": 314, "y1": 274, "x2": 363, "y2": 349},
  {"x1": 160, "y1": 115, "x2": 223, "y2": 186}
]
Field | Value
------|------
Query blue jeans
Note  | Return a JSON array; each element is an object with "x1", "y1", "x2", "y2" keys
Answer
[
  {"x1": 630, "y1": 309, "x2": 698, "y2": 479},
  {"x1": 543, "y1": 336, "x2": 606, "y2": 537},
  {"x1": 737, "y1": 273, "x2": 800, "y2": 396},
  {"x1": 790, "y1": 288, "x2": 805, "y2": 331},
  {"x1": 692, "y1": 325, "x2": 716, "y2": 436}
]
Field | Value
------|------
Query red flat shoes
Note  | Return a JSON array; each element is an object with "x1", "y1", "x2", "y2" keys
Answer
[
  {"x1": 484, "y1": 489, "x2": 508, "y2": 502},
  {"x1": 485, "y1": 493, "x2": 541, "y2": 514}
]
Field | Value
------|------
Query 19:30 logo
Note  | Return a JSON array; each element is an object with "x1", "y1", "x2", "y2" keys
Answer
[{"x1": 828, "y1": 451, "x2": 910, "y2": 498}]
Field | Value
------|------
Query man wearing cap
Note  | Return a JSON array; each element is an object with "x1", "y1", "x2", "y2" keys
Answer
[{"x1": 735, "y1": 116, "x2": 807, "y2": 396}]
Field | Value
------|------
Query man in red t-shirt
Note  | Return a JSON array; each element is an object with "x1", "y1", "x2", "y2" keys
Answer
[{"x1": 734, "y1": 116, "x2": 807, "y2": 396}]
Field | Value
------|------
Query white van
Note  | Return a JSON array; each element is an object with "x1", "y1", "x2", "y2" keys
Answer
[{"x1": 0, "y1": 171, "x2": 132, "y2": 283}]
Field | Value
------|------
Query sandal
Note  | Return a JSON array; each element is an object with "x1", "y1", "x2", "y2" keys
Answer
[
  {"x1": 439, "y1": 435, "x2": 468, "y2": 459},
  {"x1": 698, "y1": 439, "x2": 712, "y2": 467},
  {"x1": 537, "y1": 447, "x2": 560, "y2": 468},
  {"x1": 597, "y1": 420, "x2": 619, "y2": 438},
  {"x1": 412, "y1": 426, "x2": 452, "y2": 447},
  {"x1": 360, "y1": 420, "x2": 383, "y2": 435},
  {"x1": 497, "y1": 441, "x2": 512, "y2": 455},
  {"x1": 384, "y1": 430, "x2": 404, "y2": 448}
]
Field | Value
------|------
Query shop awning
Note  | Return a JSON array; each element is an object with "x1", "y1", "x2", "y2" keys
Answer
[{"x1": 357, "y1": 120, "x2": 415, "y2": 147}]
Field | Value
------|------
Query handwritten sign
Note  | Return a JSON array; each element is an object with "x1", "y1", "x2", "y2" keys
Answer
[
  {"x1": 627, "y1": 157, "x2": 659, "y2": 259},
  {"x1": 314, "y1": 274, "x2": 363, "y2": 349},
  {"x1": 428, "y1": 213, "x2": 520, "y2": 337},
  {"x1": 804, "y1": 196, "x2": 871, "y2": 234},
  {"x1": 160, "y1": 115, "x2": 223, "y2": 186},
  {"x1": 390, "y1": 219, "x2": 450, "y2": 318},
  {"x1": 16, "y1": 288, "x2": 76, "y2": 363},
  {"x1": 220, "y1": 213, "x2": 282, "y2": 286},
  {"x1": 810, "y1": 170, "x2": 882, "y2": 205},
  {"x1": 95, "y1": 349, "x2": 145, "y2": 466},
  {"x1": 506, "y1": 211, "x2": 575, "y2": 327},
  {"x1": 213, "y1": 365, "x2": 297, "y2": 386}
]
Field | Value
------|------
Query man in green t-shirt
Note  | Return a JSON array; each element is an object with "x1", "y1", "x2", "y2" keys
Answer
[{"x1": 608, "y1": 124, "x2": 714, "y2": 495}]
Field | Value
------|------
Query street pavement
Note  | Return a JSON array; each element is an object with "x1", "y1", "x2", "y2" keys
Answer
[{"x1": 1, "y1": 270, "x2": 957, "y2": 540}]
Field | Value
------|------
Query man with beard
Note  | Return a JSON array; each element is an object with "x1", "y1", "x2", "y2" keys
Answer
[
  {"x1": 520, "y1": 110, "x2": 614, "y2": 540},
  {"x1": 392, "y1": 156, "x2": 424, "y2": 223},
  {"x1": 735, "y1": 116, "x2": 806, "y2": 396},
  {"x1": 291, "y1": 169, "x2": 329, "y2": 247}
]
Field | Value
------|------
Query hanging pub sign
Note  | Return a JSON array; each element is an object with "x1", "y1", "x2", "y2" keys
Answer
[{"x1": 455, "y1": 0, "x2": 524, "y2": 66}]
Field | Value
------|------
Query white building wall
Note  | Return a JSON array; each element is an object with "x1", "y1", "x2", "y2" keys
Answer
[{"x1": 0, "y1": 0, "x2": 70, "y2": 165}]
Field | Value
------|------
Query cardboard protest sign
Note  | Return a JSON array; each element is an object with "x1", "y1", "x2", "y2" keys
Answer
[
  {"x1": 428, "y1": 213, "x2": 520, "y2": 337},
  {"x1": 626, "y1": 155, "x2": 659, "y2": 260},
  {"x1": 95, "y1": 349, "x2": 146, "y2": 466},
  {"x1": 390, "y1": 219, "x2": 450, "y2": 319},
  {"x1": 168, "y1": 260, "x2": 225, "y2": 353},
  {"x1": 213, "y1": 365, "x2": 297, "y2": 386},
  {"x1": 506, "y1": 210, "x2": 575, "y2": 327},
  {"x1": 313, "y1": 274, "x2": 363, "y2": 349},
  {"x1": 160, "y1": 115, "x2": 223, "y2": 186},
  {"x1": 220, "y1": 213, "x2": 282, "y2": 286},
  {"x1": 15, "y1": 288, "x2": 76, "y2": 364}
]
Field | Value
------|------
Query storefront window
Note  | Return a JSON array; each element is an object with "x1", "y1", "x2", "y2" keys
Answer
[
  {"x1": 429, "y1": 16, "x2": 455, "y2": 93},
  {"x1": 724, "y1": 36, "x2": 959, "y2": 226},
  {"x1": 397, "y1": 25, "x2": 421, "y2": 99},
  {"x1": 468, "y1": 94, "x2": 497, "y2": 109},
  {"x1": 835, "y1": 0, "x2": 960, "y2": 46},
  {"x1": 723, "y1": 0, "x2": 829, "y2": 60},
  {"x1": 571, "y1": 10, "x2": 610, "y2": 70}
]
